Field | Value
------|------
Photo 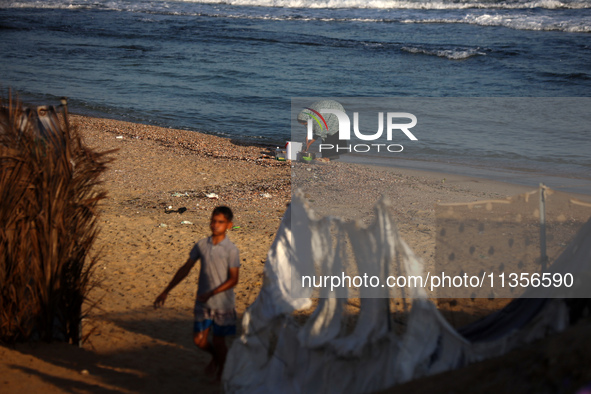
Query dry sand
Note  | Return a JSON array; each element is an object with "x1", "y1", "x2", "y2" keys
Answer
[{"x1": 1, "y1": 115, "x2": 590, "y2": 393}]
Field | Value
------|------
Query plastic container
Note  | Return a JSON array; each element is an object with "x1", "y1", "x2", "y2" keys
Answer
[
  {"x1": 297, "y1": 152, "x2": 316, "y2": 163},
  {"x1": 275, "y1": 147, "x2": 286, "y2": 161},
  {"x1": 286, "y1": 141, "x2": 303, "y2": 160}
]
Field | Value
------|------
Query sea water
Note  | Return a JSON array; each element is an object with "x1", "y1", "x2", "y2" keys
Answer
[{"x1": 0, "y1": 0, "x2": 590, "y2": 192}]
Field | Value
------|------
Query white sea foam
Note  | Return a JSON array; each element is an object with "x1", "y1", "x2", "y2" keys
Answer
[
  {"x1": 401, "y1": 46, "x2": 486, "y2": 59},
  {"x1": 465, "y1": 13, "x2": 591, "y2": 31},
  {"x1": 211, "y1": 12, "x2": 591, "y2": 33},
  {"x1": 401, "y1": 14, "x2": 591, "y2": 32},
  {"x1": 176, "y1": 0, "x2": 591, "y2": 9},
  {"x1": 4, "y1": 0, "x2": 591, "y2": 10},
  {"x1": 3, "y1": 0, "x2": 590, "y2": 32}
]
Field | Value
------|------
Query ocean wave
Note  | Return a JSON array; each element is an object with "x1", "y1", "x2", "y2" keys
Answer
[
  {"x1": 4, "y1": 0, "x2": 591, "y2": 10},
  {"x1": 204, "y1": 12, "x2": 591, "y2": 33},
  {"x1": 401, "y1": 46, "x2": 486, "y2": 59},
  {"x1": 173, "y1": 0, "x2": 591, "y2": 9},
  {"x1": 466, "y1": 13, "x2": 591, "y2": 31},
  {"x1": 3, "y1": 1, "x2": 88, "y2": 9},
  {"x1": 3, "y1": 0, "x2": 590, "y2": 33},
  {"x1": 400, "y1": 14, "x2": 591, "y2": 32},
  {"x1": 171, "y1": 0, "x2": 591, "y2": 10}
]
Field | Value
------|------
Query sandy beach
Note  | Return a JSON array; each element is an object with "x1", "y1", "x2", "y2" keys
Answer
[{"x1": 1, "y1": 114, "x2": 591, "y2": 393}]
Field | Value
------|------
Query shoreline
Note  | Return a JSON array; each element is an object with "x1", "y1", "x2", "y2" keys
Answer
[
  {"x1": 71, "y1": 110, "x2": 591, "y2": 197},
  {"x1": 71, "y1": 113, "x2": 591, "y2": 201},
  {"x1": 7, "y1": 94, "x2": 589, "y2": 195}
]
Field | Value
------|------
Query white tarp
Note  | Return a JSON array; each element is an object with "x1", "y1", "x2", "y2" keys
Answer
[{"x1": 223, "y1": 193, "x2": 581, "y2": 393}]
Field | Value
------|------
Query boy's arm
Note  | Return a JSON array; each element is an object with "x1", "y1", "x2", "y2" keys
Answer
[
  {"x1": 196, "y1": 267, "x2": 239, "y2": 303},
  {"x1": 154, "y1": 257, "x2": 197, "y2": 308}
]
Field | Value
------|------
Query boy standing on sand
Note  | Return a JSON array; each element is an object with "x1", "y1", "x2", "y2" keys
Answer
[{"x1": 154, "y1": 206, "x2": 240, "y2": 380}]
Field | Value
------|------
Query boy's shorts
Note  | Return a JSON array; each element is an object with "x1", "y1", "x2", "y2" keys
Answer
[{"x1": 193, "y1": 302, "x2": 237, "y2": 337}]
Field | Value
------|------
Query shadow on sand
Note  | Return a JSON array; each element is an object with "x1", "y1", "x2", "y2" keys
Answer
[
  {"x1": 10, "y1": 308, "x2": 233, "y2": 393},
  {"x1": 6, "y1": 298, "x2": 552, "y2": 393}
]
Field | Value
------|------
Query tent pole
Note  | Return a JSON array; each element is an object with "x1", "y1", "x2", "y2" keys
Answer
[{"x1": 539, "y1": 183, "x2": 548, "y2": 272}]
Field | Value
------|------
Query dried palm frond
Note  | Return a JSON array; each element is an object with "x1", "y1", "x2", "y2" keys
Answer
[{"x1": 0, "y1": 96, "x2": 113, "y2": 344}]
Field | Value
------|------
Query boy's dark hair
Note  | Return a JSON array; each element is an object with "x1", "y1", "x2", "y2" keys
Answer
[{"x1": 212, "y1": 206, "x2": 233, "y2": 222}]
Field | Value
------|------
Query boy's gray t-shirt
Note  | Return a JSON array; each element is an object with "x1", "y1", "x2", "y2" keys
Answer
[{"x1": 189, "y1": 236, "x2": 240, "y2": 311}]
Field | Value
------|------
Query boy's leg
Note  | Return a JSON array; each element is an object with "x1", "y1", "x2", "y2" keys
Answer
[
  {"x1": 194, "y1": 324, "x2": 218, "y2": 375},
  {"x1": 211, "y1": 309, "x2": 237, "y2": 380},
  {"x1": 212, "y1": 335, "x2": 227, "y2": 380},
  {"x1": 194, "y1": 302, "x2": 218, "y2": 375}
]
